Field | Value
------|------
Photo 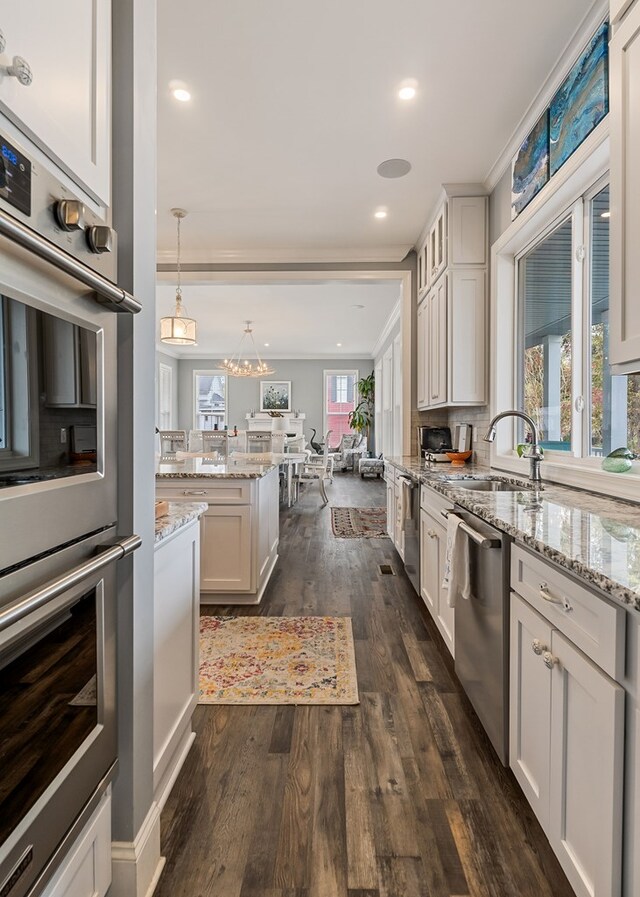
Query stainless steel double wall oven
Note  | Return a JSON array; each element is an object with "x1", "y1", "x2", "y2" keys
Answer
[{"x1": 0, "y1": 132, "x2": 140, "y2": 897}]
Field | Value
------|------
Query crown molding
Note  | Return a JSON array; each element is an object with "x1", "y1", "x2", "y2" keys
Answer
[
  {"x1": 156, "y1": 244, "x2": 413, "y2": 266},
  {"x1": 483, "y1": 0, "x2": 609, "y2": 192},
  {"x1": 155, "y1": 349, "x2": 376, "y2": 361},
  {"x1": 371, "y1": 298, "x2": 402, "y2": 360}
]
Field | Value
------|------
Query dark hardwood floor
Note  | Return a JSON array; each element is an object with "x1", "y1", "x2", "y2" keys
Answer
[{"x1": 156, "y1": 473, "x2": 574, "y2": 897}]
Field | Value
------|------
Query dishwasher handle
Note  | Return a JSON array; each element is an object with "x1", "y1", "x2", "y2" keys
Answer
[{"x1": 440, "y1": 510, "x2": 501, "y2": 549}]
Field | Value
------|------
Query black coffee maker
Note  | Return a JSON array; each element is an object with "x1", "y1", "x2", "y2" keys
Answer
[{"x1": 417, "y1": 426, "x2": 453, "y2": 459}]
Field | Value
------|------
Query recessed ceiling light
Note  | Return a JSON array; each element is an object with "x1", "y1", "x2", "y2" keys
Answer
[
  {"x1": 336, "y1": 342, "x2": 342, "y2": 347},
  {"x1": 264, "y1": 342, "x2": 270, "y2": 347},
  {"x1": 398, "y1": 79, "x2": 418, "y2": 100},
  {"x1": 169, "y1": 80, "x2": 191, "y2": 102},
  {"x1": 377, "y1": 158, "x2": 412, "y2": 179},
  {"x1": 601, "y1": 210, "x2": 611, "y2": 218},
  {"x1": 374, "y1": 209, "x2": 388, "y2": 219}
]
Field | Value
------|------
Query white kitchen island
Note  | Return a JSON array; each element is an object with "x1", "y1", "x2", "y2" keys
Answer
[{"x1": 155, "y1": 458, "x2": 280, "y2": 605}]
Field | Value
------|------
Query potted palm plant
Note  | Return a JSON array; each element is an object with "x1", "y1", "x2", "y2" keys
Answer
[{"x1": 348, "y1": 372, "x2": 375, "y2": 451}]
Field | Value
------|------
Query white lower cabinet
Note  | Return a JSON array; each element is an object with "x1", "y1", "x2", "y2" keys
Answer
[
  {"x1": 510, "y1": 591, "x2": 625, "y2": 897},
  {"x1": 385, "y1": 476, "x2": 395, "y2": 540},
  {"x1": 419, "y1": 486, "x2": 454, "y2": 656},
  {"x1": 41, "y1": 792, "x2": 111, "y2": 897},
  {"x1": 156, "y1": 467, "x2": 279, "y2": 604}
]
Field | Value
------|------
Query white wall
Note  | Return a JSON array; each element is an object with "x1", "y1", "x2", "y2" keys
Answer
[{"x1": 174, "y1": 356, "x2": 373, "y2": 444}]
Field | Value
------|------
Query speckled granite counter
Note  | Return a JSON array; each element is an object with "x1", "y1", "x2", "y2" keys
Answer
[
  {"x1": 156, "y1": 457, "x2": 278, "y2": 479},
  {"x1": 155, "y1": 502, "x2": 207, "y2": 545},
  {"x1": 386, "y1": 455, "x2": 640, "y2": 613}
]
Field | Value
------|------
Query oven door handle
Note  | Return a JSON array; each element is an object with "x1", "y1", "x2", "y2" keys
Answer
[
  {"x1": 0, "y1": 534, "x2": 141, "y2": 633},
  {"x1": 0, "y1": 207, "x2": 142, "y2": 314}
]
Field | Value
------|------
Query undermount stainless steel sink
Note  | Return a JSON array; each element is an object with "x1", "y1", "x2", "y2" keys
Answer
[{"x1": 447, "y1": 479, "x2": 528, "y2": 492}]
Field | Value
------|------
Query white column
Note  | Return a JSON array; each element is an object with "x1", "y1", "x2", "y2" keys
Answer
[{"x1": 110, "y1": 1, "x2": 162, "y2": 896}]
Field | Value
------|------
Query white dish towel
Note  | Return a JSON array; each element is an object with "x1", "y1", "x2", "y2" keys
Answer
[{"x1": 442, "y1": 513, "x2": 471, "y2": 608}]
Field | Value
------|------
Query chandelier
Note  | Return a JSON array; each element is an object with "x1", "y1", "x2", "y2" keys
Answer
[
  {"x1": 160, "y1": 208, "x2": 197, "y2": 346},
  {"x1": 221, "y1": 321, "x2": 275, "y2": 377}
]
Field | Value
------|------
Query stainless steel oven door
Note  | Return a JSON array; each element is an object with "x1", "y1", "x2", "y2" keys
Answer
[
  {"x1": 0, "y1": 216, "x2": 129, "y2": 571},
  {"x1": 0, "y1": 527, "x2": 140, "y2": 897}
]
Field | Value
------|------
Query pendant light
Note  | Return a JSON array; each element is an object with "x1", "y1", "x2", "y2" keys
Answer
[
  {"x1": 220, "y1": 320, "x2": 275, "y2": 377},
  {"x1": 160, "y1": 208, "x2": 197, "y2": 346}
]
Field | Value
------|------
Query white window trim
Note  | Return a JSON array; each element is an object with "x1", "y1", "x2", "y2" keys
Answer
[
  {"x1": 323, "y1": 368, "x2": 358, "y2": 441},
  {"x1": 490, "y1": 119, "x2": 640, "y2": 502},
  {"x1": 192, "y1": 369, "x2": 228, "y2": 431}
]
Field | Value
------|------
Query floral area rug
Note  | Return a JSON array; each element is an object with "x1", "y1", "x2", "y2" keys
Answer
[
  {"x1": 331, "y1": 506, "x2": 388, "y2": 539},
  {"x1": 199, "y1": 616, "x2": 359, "y2": 705}
]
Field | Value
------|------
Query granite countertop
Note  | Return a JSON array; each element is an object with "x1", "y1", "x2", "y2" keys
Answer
[
  {"x1": 156, "y1": 456, "x2": 278, "y2": 479},
  {"x1": 155, "y1": 502, "x2": 208, "y2": 544},
  {"x1": 386, "y1": 455, "x2": 640, "y2": 613}
]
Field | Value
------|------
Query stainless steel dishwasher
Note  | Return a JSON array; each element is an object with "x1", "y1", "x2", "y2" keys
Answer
[{"x1": 446, "y1": 505, "x2": 512, "y2": 765}]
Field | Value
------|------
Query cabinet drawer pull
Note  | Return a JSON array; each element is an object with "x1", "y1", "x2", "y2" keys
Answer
[
  {"x1": 183, "y1": 490, "x2": 207, "y2": 495},
  {"x1": 543, "y1": 651, "x2": 559, "y2": 670},
  {"x1": 539, "y1": 581, "x2": 573, "y2": 612},
  {"x1": 531, "y1": 639, "x2": 547, "y2": 655}
]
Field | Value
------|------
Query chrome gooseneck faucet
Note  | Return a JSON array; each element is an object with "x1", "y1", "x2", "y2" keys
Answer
[{"x1": 484, "y1": 410, "x2": 544, "y2": 484}]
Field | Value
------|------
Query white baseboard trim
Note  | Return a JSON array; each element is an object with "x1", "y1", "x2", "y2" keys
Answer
[
  {"x1": 155, "y1": 730, "x2": 196, "y2": 812},
  {"x1": 110, "y1": 802, "x2": 165, "y2": 897}
]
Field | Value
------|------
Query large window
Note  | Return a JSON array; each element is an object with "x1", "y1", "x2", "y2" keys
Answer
[
  {"x1": 517, "y1": 180, "x2": 640, "y2": 460},
  {"x1": 323, "y1": 370, "x2": 358, "y2": 445},
  {"x1": 193, "y1": 371, "x2": 227, "y2": 430}
]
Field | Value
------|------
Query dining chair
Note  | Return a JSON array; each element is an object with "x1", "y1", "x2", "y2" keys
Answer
[
  {"x1": 202, "y1": 430, "x2": 229, "y2": 459},
  {"x1": 295, "y1": 430, "x2": 333, "y2": 505}
]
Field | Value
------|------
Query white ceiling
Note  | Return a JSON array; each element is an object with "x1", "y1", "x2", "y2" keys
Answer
[
  {"x1": 156, "y1": 0, "x2": 596, "y2": 264},
  {"x1": 156, "y1": 279, "x2": 401, "y2": 358}
]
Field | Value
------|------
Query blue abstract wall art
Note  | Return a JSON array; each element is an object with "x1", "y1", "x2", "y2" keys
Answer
[
  {"x1": 549, "y1": 21, "x2": 609, "y2": 176},
  {"x1": 511, "y1": 110, "x2": 549, "y2": 219}
]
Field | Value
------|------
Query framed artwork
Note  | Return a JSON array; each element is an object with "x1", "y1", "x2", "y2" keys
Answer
[
  {"x1": 549, "y1": 20, "x2": 609, "y2": 177},
  {"x1": 511, "y1": 110, "x2": 549, "y2": 219},
  {"x1": 260, "y1": 381, "x2": 291, "y2": 412}
]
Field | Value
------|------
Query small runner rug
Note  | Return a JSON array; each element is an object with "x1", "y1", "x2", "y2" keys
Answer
[
  {"x1": 331, "y1": 505, "x2": 388, "y2": 539},
  {"x1": 199, "y1": 615, "x2": 359, "y2": 705}
]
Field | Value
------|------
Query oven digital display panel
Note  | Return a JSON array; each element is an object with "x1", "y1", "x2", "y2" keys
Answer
[
  {"x1": 0, "y1": 135, "x2": 31, "y2": 216},
  {"x1": 0, "y1": 589, "x2": 98, "y2": 847}
]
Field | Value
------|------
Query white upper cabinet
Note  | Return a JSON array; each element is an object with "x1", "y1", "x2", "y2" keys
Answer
[
  {"x1": 611, "y1": 0, "x2": 636, "y2": 25},
  {"x1": 610, "y1": 1, "x2": 640, "y2": 371},
  {"x1": 449, "y1": 196, "x2": 487, "y2": 266},
  {"x1": 416, "y1": 188, "x2": 487, "y2": 410},
  {"x1": 428, "y1": 201, "x2": 447, "y2": 286},
  {"x1": 0, "y1": 2, "x2": 111, "y2": 204}
]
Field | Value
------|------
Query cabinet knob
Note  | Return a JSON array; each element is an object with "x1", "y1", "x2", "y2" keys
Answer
[
  {"x1": 427, "y1": 529, "x2": 437, "y2": 539},
  {"x1": 531, "y1": 639, "x2": 546, "y2": 655},
  {"x1": 1, "y1": 55, "x2": 33, "y2": 87},
  {"x1": 86, "y1": 225, "x2": 113, "y2": 254},
  {"x1": 55, "y1": 199, "x2": 84, "y2": 232},
  {"x1": 543, "y1": 651, "x2": 558, "y2": 670}
]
